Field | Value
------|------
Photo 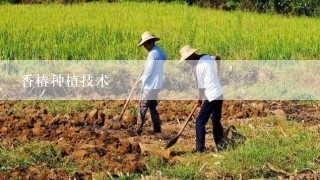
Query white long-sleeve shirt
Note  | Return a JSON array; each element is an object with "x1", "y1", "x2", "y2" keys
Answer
[{"x1": 140, "y1": 45, "x2": 167, "y2": 89}]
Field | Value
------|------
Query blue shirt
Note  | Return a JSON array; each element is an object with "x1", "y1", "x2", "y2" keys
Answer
[{"x1": 140, "y1": 45, "x2": 167, "y2": 89}]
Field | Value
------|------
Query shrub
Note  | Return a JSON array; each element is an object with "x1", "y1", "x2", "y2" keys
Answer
[
  {"x1": 1, "y1": 0, "x2": 319, "y2": 17},
  {"x1": 194, "y1": 0, "x2": 320, "y2": 16}
]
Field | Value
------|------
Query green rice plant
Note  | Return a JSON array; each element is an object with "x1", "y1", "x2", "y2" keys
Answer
[{"x1": 0, "y1": 2, "x2": 319, "y2": 60}]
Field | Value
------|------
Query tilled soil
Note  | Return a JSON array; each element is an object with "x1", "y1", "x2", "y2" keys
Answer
[
  {"x1": 0, "y1": 100, "x2": 319, "y2": 178},
  {"x1": 222, "y1": 100, "x2": 320, "y2": 124},
  {"x1": 0, "y1": 101, "x2": 145, "y2": 179}
]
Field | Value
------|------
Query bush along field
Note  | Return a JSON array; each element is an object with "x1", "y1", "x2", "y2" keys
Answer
[
  {"x1": 0, "y1": 2, "x2": 319, "y2": 60},
  {"x1": 1, "y1": 0, "x2": 320, "y2": 17},
  {"x1": 193, "y1": 0, "x2": 320, "y2": 17}
]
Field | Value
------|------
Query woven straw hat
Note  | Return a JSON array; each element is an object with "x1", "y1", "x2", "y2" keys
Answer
[
  {"x1": 138, "y1": 31, "x2": 160, "y2": 47},
  {"x1": 178, "y1": 45, "x2": 199, "y2": 63}
]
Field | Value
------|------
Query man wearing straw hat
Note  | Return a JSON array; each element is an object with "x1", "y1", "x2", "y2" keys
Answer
[
  {"x1": 179, "y1": 45, "x2": 226, "y2": 152},
  {"x1": 133, "y1": 31, "x2": 167, "y2": 136}
]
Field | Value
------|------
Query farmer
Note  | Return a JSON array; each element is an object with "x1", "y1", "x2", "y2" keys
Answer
[
  {"x1": 133, "y1": 31, "x2": 167, "y2": 136},
  {"x1": 178, "y1": 45, "x2": 226, "y2": 152}
]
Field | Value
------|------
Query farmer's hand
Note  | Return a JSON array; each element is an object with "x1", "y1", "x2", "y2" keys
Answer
[{"x1": 195, "y1": 100, "x2": 202, "y2": 107}]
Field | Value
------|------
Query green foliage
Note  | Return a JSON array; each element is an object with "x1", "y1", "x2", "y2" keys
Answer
[
  {"x1": 0, "y1": 141, "x2": 76, "y2": 173},
  {"x1": 218, "y1": 118, "x2": 320, "y2": 178},
  {"x1": 0, "y1": 145, "x2": 32, "y2": 171},
  {"x1": 196, "y1": 0, "x2": 320, "y2": 16},
  {"x1": 144, "y1": 157, "x2": 204, "y2": 179},
  {"x1": 0, "y1": 3, "x2": 319, "y2": 60},
  {"x1": 21, "y1": 142, "x2": 62, "y2": 165},
  {"x1": 129, "y1": 106, "x2": 138, "y2": 116},
  {"x1": 1, "y1": 0, "x2": 319, "y2": 17},
  {"x1": 44, "y1": 100, "x2": 94, "y2": 114},
  {"x1": 273, "y1": 0, "x2": 320, "y2": 16}
]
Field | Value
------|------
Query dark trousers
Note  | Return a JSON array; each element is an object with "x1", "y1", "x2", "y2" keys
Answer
[
  {"x1": 196, "y1": 95, "x2": 224, "y2": 151},
  {"x1": 137, "y1": 89, "x2": 161, "y2": 133}
]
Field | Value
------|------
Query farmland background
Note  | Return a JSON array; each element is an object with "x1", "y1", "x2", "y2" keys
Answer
[
  {"x1": 0, "y1": 2, "x2": 320, "y2": 60},
  {"x1": 0, "y1": 1, "x2": 320, "y2": 179}
]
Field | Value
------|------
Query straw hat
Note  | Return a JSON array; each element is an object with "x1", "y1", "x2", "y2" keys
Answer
[
  {"x1": 178, "y1": 45, "x2": 199, "y2": 63},
  {"x1": 138, "y1": 31, "x2": 160, "y2": 47}
]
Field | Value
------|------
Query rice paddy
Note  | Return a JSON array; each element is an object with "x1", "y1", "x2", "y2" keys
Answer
[{"x1": 0, "y1": 2, "x2": 319, "y2": 60}]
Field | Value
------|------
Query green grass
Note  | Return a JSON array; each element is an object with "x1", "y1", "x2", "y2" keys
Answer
[
  {"x1": 220, "y1": 132, "x2": 319, "y2": 177},
  {"x1": 144, "y1": 156, "x2": 205, "y2": 179},
  {"x1": 0, "y1": 140, "x2": 77, "y2": 173},
  {"x1": 215, "y1": 118, "x2": 320, "y2": 178},
  {"x1": 0, "y1": 2, "x2": 319, "y2": 60},
  {"x1": 43, "y1": 100, "x2": 95, "y2": 114},
  {"x1": 297, "y1": 100, "x2": 319, "y2": 105},
  {"x1": 25, "y1": 100, "x2": 96, "y2": 114},
  {"x1": 143, "y1": 117, "x2": 320, "y2": 178}
]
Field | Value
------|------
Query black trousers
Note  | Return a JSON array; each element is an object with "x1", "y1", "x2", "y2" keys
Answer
[
  {"x1": 196, "y1": 95, "x2": 224, "y2": 151},
  {"x1": 137, "y1": 89, "x2": 161, "y2": 133}
]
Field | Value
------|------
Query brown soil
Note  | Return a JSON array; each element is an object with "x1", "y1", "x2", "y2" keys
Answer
[{"x1": 0, "y1": 100, "x2": 319, "y2": 178}]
